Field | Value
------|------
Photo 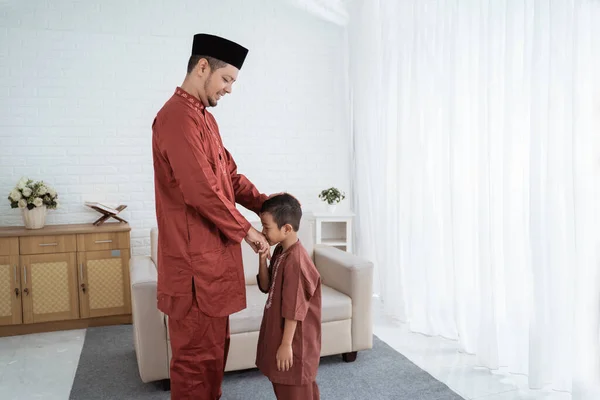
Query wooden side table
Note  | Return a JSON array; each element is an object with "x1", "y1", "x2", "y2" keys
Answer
[{"x1": 307, "y1": 211, "x2": 354, "y2": 253}]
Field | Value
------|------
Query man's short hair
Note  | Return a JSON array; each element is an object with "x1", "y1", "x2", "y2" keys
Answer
[
  {"x1": 187, "y1": 55, "x2": 227, "y2": 74},
  {"x1": 260, "y1": 194, "x2": 302, "y2": 232}
]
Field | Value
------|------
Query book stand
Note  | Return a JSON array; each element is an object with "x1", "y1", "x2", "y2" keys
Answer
[{"x1": 87, "y1": 204, "x2": 128, "y2": 226}]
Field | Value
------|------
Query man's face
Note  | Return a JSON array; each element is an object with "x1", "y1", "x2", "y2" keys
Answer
[{"x1": 203, "y1": 64, "x2": 239, "y2": 107}]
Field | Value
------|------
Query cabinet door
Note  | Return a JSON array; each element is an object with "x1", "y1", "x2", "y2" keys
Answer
[
  {"x1": 78, "y1": 249, "x2": 131, "y2": 318},
  {"x1": 20, "y1": 253, "x2": 79, "y2": 324},
  {"x1": 0, "y1": 256, "x2": 22, "y2": 326}
]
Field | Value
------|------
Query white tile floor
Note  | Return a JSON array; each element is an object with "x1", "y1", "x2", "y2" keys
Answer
[
  {"x1": 0, "y1": 299, "x2": 572, "y2": 400},
  {"x1": 0, "y1": 329, "x2": 85, "y2": 400}
]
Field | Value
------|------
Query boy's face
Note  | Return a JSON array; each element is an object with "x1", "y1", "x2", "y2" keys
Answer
[{"x1": 260, "y1": 212, "x2": 291, "y2": 246}]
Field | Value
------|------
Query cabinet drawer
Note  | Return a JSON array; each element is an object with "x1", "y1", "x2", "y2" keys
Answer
[
  {"x1": 19, "y1": 235, "x2": 77, "y2": 255},
  {"x1": 76, "y1": 232, "x2": 130, "y2": 252},
  {"x1": 0, "y1": 238, "x2": 19, "y2": 256}
]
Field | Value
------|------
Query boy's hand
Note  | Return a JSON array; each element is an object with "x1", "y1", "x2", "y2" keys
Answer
[
  {"x1": 259, "y1": 247, "x2": 270, "y2": 261},
  {"x1": 276, "y1": 344, "x2": 293, "y2": 371}
]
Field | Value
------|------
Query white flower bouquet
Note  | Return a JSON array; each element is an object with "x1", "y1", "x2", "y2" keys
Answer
[{"x1": 7, "y1": 177, "x2": 59, "y2": 211}]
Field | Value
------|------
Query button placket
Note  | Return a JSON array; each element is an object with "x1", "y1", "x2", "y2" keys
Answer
[
  {"x1": 265, "y1": 255, "x2": 285, "y2": 310},
  {"x1": 204, "y1": 118, "x2": 227, "y2": 177},
  {"x1": 176, "y1": 89, "x2": 228, "y2": 177}
]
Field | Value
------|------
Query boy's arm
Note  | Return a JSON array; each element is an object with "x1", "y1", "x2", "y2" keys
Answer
[
  {"x1": 277, "y1": 319, "x2": 298, "y2": 372},
  {"x1": 281, "y1": 319, "x2": 298, "y2": 346},
  {"x1": 276, "y1": 253, "x2": 320, "y2": 372},
  {"x1": 281, "y1": 254, "x2": 319, "y2": 322},
  {"x1": 257, "y1": 251, "x2": 270, "y2": 293}
]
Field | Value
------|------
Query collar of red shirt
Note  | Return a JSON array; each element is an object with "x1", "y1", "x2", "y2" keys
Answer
[
  {"x1": 279, "y1": 239, "x2": 300, "y2": 255},
  {"x1": 175, "y1": 87, "x2": 205, "y2": 114}
]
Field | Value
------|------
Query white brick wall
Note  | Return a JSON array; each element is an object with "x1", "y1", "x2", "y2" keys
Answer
[{"x1": 0, "y1": 1, "x2": 351, "y2": 256}]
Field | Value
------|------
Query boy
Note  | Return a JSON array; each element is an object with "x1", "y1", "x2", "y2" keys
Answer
[{"x1": 255, "y1": 194, "x2": 322, "y2": 400}]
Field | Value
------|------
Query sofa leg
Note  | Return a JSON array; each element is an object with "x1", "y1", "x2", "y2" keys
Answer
[
  {"x1": 342, "y1": 351, "x2": 357, "y2": 362},
  {"x1": 160, "y1": 379, "x2": 171, "y2": 391}
]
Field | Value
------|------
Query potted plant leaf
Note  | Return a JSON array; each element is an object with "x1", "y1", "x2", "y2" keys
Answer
[{"x1": 318, "y1": 187, "x2": 346, "y2": 213}]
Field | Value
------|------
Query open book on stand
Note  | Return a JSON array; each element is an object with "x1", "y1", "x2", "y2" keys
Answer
[{"x1": 84, "y1": 202, "x2": 128, "y2": 226}]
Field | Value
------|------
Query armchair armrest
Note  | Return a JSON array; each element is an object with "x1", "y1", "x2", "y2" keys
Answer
[
  {"x1": 313, "y1": 245, "x2": 374, "y2": 351},
  {"x1": 129, "y1": 255, "x2": 169, "y2": 383}
]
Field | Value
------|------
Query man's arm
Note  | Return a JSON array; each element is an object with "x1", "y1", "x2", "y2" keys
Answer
[
  {"x1": 156, "y1": 111, "x2": 251, "y2": 243},
  {"x1": 225, "y1": 148, "x2": 268, "y2": 215}
]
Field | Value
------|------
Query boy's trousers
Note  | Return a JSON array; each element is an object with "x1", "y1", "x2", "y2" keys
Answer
[{"x1": 272, "y1": 381, "x2": 320, "y2": 400}]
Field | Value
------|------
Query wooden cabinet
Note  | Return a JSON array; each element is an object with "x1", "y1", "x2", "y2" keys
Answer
[
  {"x1": 0, "y1": 223, "x2": 131, "y2": 337},
  {"x1": 20, "y1": 234, "x2": 77, "y2": 255},
  {"x1": 20, "y1": 252, "x2": 79, "y2": 324},
  {"x1": 0, "y1": 240, "x2": 21, "y2": 326},
  {"x1": 78, "y1": 249, "x2": 131, "y2": 318}
]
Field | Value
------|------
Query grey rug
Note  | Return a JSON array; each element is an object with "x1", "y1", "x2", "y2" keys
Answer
[{"x1": 69, "y1": 324, "x2": 464, "y2": 400}]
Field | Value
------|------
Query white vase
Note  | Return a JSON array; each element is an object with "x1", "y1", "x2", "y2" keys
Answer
[
  {"x1": 22, "y1": 205, "x2": 47, "y2": 229},
  {"x1": 328, "y1": 204, "x2": 337, "y2": 213}
]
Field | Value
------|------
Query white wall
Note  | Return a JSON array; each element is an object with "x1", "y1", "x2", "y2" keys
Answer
[{"x1": 0, "y1": 0, "x2": 351, "y2": 256}]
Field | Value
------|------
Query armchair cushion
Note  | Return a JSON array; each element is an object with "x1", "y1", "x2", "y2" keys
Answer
[{"x1": 166, "y1": 284, "x2": 352, "y2": 339}]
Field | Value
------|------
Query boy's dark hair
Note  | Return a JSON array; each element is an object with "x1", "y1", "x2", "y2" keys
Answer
[{"x1": 260, "y1": 194, "x2": 302, "y2": 232}]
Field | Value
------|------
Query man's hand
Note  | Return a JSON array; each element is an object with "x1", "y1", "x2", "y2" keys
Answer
[
  {"x1": 245, "y1": 226, "x2": 269, "y2": 254},
  {"x1": 276, "y1": 343, "x2": 293, "y2": 372}
]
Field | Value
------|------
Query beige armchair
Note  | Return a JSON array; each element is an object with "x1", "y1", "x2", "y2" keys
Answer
[{"x1": 129, "y1": 220, "x2": 374, "y2": 385}]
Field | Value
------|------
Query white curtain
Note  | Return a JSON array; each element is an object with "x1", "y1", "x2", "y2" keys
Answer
[{"x1": 349, "y1": 0, "x2": 600, "y2": 395}]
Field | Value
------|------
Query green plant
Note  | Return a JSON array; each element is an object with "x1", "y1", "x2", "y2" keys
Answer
[
  {"x1": 318, "y1": 187, "x2": 346, "y2": 205},
  {"x1": 7, "y1": 177, "x2": 59, "y2": 210}
]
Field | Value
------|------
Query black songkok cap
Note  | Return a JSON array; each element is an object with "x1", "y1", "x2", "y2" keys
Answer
[{"x1": 191, "y1": 33, "x2": 248, "y2": 70}]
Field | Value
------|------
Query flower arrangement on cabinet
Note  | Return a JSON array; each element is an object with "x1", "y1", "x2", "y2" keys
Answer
[
  {"x1": 7, "y1": 177, "x2": 59, "y2": 229},
  {"x1": 7, "y1": 177, "x2": 59, "y2": 210}
]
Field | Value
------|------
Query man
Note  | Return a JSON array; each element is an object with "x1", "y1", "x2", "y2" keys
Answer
[{"x1": 152, "y1": 33, "x2": 271, "y2": 399}]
